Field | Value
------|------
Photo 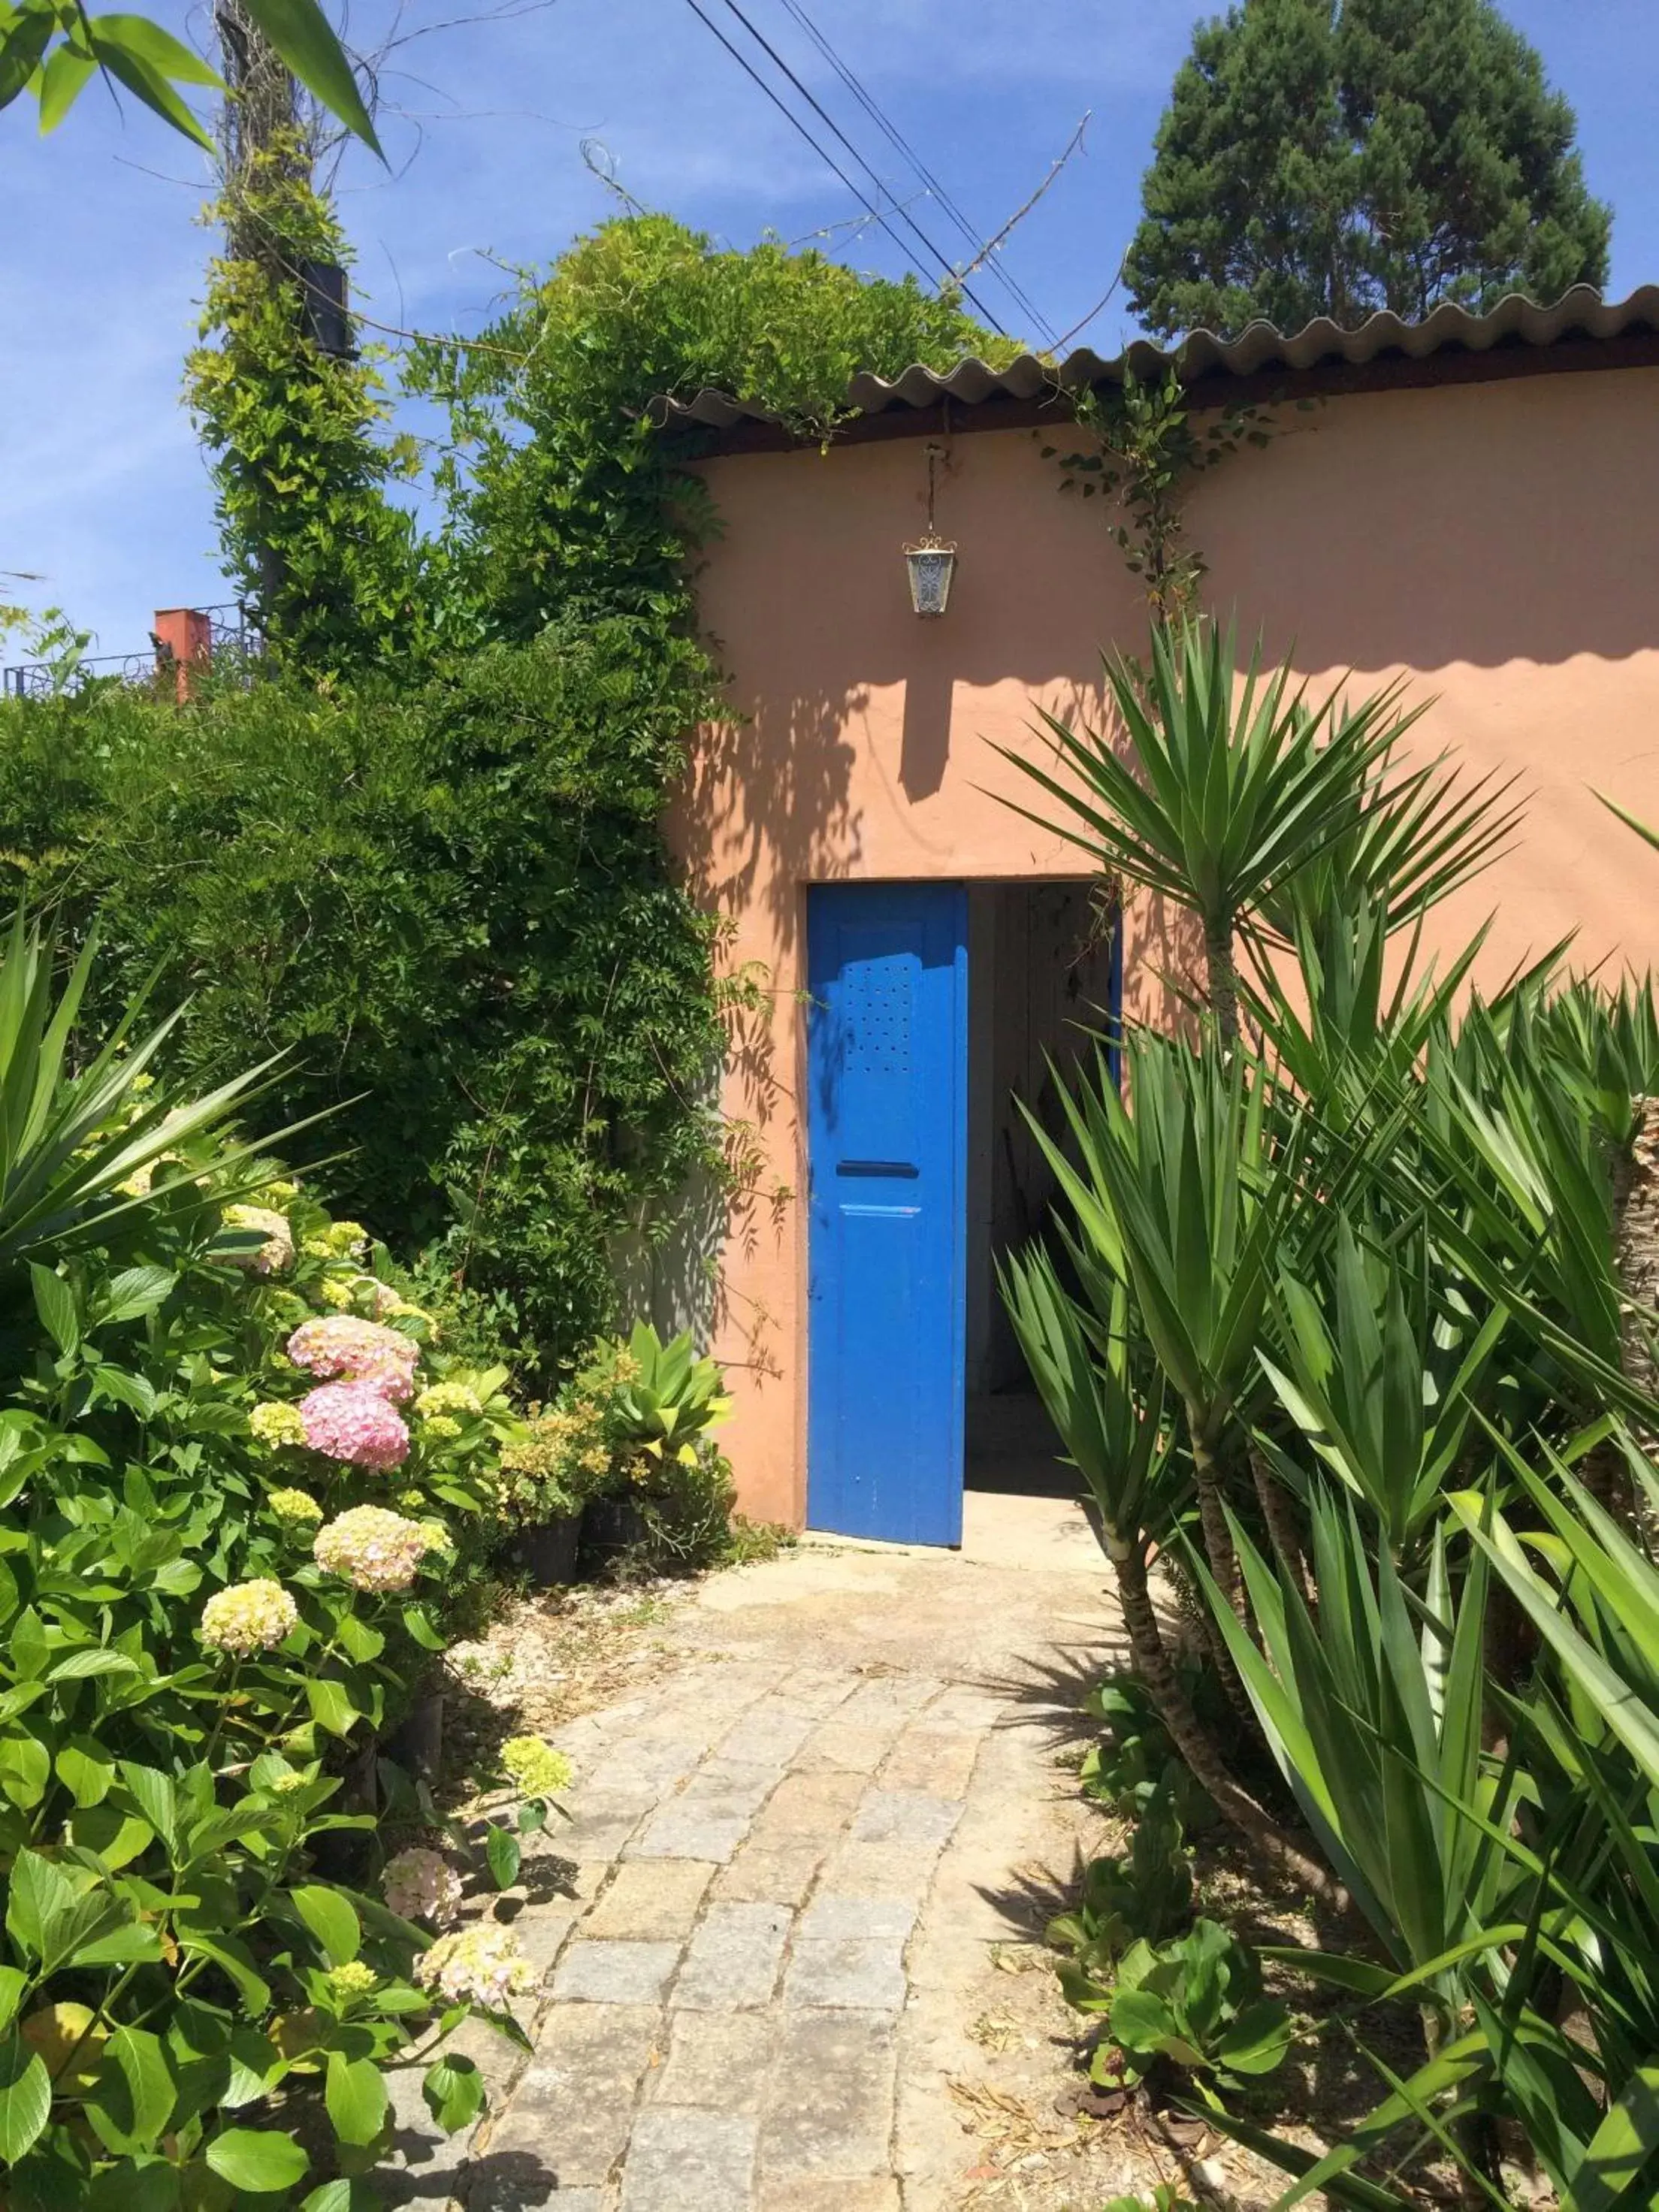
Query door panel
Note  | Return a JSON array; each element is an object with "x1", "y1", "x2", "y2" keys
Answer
[{"x1": 806, "y1": 883, "x2": 967, "y2": 1546}]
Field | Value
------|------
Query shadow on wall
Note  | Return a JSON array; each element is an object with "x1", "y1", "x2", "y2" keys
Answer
[
  {"x1": 612, "y1": 1150, "x2": 728, "y2": 1358},
  {"x1": 900, "y1": 657, "x2": 954, "y2": 800},
  {"x1": 670, "y1": 434, "x2": 1131, "y2": 964},
  {"x1": 674, "y1": 650, "x2": 867, "y2": 959}
]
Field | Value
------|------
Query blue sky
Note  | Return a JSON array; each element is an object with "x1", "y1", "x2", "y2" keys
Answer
[{"x1": 5, "y1": 0, "x2": 1657, "y2": 659}]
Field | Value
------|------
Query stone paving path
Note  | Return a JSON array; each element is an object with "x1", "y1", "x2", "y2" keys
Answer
[{"x1": 384, "y1": 1520, "x2": 1115, "y2": 2212}]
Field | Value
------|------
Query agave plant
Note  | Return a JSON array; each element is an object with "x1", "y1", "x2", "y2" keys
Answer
[
  {"x1": 0, "y1": 908, "x2": 280, "y2": 1282},
  {"x1": 604, "y1": 1322, "x2": 730, "y2": 1467},
  {"x1": 993, "y1": 616, "x2": 1417, "y2": 1041}
]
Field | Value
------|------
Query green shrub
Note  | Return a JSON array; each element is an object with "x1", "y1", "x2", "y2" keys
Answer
[
  {"x1": 491, "y1": 1322, "x2": 743, "y2": 1573},
  {"x1": 1080, "y1": 1669, "x2": 1219, "y2": 1832},
  {"x1": 0, "y1": 625, "x2": 724, "y2": 1371},
  {"x1": 493, "y1": 1323, "x2": 732, "y2": 1522},
  {"x1": 1048, "y1": 1791, "x2": 1195, "y2": 1993},
  {"x1": 1092, "y1": 1919, "x2": 1294, "y2": 2098},
  {"x1": 634, "y1": 1445, "x2": 741, "y2": 1572}
]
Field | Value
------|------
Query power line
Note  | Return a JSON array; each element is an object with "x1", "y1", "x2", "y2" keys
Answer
[
  {"x1": 681, "y1": 0, "x2": 944, "y2": 297},
  {"x1": 688, "y1": 0, "x2": 1010, "y2": 336},
  {"x1": 766, "y1": 0, "x2": 1057, "y2": 346}
]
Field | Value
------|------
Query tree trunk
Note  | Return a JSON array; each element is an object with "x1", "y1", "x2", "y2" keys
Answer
[
  {"x1": 1610, "y1": 1101, "x2": 1659, "y2": 1547},
  {"x1": 1580, "y1": 1431, "x2": 1634, "y2": 1521},
  {"x1": 1248, "y1": 1440, "x2": 1316, "y2": 1610},
  {"x1": 1111, "y1": 1537, "x2": 1341, "y2": 1909},
  {"x1": 214, "y1": 0, "x2": 312, "y2": 621},
  {"x1": 1188, "y1": 1419, "x2": 1244, "y2": 1616},
  {"x1": 1202, "y1": 913, "x2": 1240, "y2": 1047},
  {"x1": 1186, "y1": 1417, "x2": 1256, "y2": 1719}
]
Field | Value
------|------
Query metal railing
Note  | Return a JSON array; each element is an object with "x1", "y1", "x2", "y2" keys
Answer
[
  {"x1": 2, "y1": 650, "x2": 158, "y2": 701},
  {"x1": 2, "y1": 603, "x2": 265, "y2": 700},
  {"x1": 201, "y1": 601, "x2": 265, "y2": 670}
]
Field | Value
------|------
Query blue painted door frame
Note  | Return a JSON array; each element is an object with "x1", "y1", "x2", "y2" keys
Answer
[{"x1": 805, "y1": 883, "x2": 967, "y2": 1546}]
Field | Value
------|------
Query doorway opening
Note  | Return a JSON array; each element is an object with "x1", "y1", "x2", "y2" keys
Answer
[{"x1": 963, "y1": 879, "x2": 1120, "y2": 1517}]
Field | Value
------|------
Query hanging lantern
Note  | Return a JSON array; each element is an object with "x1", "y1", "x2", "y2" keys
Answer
[
  {"x1": 903, "y1": 440, "x2": 956, "y2": 616},
  {"x1": 904, "y1": 533, "x2": 957, "y2": 617}
]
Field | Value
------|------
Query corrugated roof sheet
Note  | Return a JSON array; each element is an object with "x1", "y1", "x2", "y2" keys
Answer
[{"x1": 655, "y1": 283, "x2": 1659, "y2": 434}]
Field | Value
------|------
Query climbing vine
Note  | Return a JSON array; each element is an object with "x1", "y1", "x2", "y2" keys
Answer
[
  {"x1": 407, "y1": 213, "x2": 1011, "y2": 645},
  {"x1": 187, "y1": 128, "x2": 426, "y2": 675},
  {"x1": 1042, "y1": 366, "x2": 1277, "y2": 624}
]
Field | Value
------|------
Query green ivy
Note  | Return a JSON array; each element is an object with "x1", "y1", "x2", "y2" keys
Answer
[
  {"x1": 409, "y1": 212, "x2": 1014, "y2": 642},
  {"x1": 1043, "y1": 367, "x2": 1277, "y2": 625},
  {"x1": 187, "y1": 130, "x2": 426, "y2": 677}
]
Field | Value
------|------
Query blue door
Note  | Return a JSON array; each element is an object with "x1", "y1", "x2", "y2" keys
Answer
[{"x1": 806, "y1": 883, "x2": 967, "y2": 1546}]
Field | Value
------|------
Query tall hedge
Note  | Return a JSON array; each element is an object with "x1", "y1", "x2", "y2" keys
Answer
[{"x1": 0, "y1": 619, "x2": 721, "y2": 1362}]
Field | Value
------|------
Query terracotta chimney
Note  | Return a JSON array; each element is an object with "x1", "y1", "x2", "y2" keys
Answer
[{"x1": 151, "y1": 607, "x2": 211, "y2": 702}]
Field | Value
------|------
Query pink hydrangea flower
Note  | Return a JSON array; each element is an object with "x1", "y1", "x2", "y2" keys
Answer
[
  {"x1": 222, "y1": 1204, "x2": 295, "y2": 1275},
  {"x1": 286, "y1": 1314, "x2": 420, "y2": 1401},
  {"x1": 299, "y1": 1381, "x2": 410, "y2": 1469}
]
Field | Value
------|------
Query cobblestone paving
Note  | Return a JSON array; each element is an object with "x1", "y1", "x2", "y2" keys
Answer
[
  {"x1": 380, "y1": 1524, "x2": 1114, "y2": 2211},
  {"x1": 470, "y1": 1660, "x2": 999, "y2": 2209}
]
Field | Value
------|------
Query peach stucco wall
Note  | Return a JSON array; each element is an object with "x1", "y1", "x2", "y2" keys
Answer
[{"x1": 668, "y1": 364, "x2": 1659, "y2": 1528}]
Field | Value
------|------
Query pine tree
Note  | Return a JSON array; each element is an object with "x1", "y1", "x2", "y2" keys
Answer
[{"x1": 1126, "y1": 0, "x2": 1611, "y2": 340}]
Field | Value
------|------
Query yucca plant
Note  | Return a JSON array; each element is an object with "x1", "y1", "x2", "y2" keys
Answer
[
  {"x1": 1020, "y1": 1032, "x2": 1319, "y2": 1618},
  {"x1": 1216, "y1": 1461, "x2": 1659, "y2": 2210},
  {"x1": 1450, "y1": 1452, "x2": 1659, "y2": 2193},
  {"x1": 1384, "y1": 1002, "x2": 1659, "y2": 1502},
  {"x1": 1242, "y1": 886, "x2": 1488, "y2": 1136},
  {"x1": 1259, "y1": 1215, "x2": 1507, "y2": 1558},
  {"x1": 1252, "y1": 739, "x2": 1522, "y2": 950},
  {"x1": 1198, "y1": 1490, "x2": 1521, "y2": 2031},
  {"x1": 0, "y1": 908, "x2": 280, "y2": 1282},
  {"x1": 1003, "y1": 1157, "x2": 1337, "y2": 1900},
  {"x1": 1534, "y1": 971, "x2": 1659, "y2": 1150},
  {"x1": 993, "y1": 616, "x2": 1413, "y2": 1041}
]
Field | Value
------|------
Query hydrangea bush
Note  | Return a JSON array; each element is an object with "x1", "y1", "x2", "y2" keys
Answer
[{"x1": 0, "y1": 1083, "x2": 552, "y2": 2204}]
